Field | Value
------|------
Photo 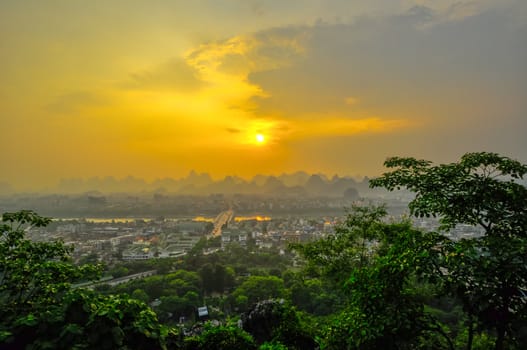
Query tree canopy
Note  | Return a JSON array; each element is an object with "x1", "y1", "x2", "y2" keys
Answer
[
  {"x1": 370, "y1": 152, "x2": 527, "y2": 235},
  {"x1": 371, "y1": 152, "x2": 527, "y2": 350},
  {"x1": 0, "y1": 210, "x2": 172, "y2": 349}
]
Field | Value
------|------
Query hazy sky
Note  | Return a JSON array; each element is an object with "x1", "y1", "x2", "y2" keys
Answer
[{"x1": 1, "y1": 0, "x2": 526, "y2": 190}]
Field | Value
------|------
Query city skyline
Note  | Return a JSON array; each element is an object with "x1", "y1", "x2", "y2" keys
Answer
[{"x1": 1, "y1": 0, "x2": 526, "y2": 190}]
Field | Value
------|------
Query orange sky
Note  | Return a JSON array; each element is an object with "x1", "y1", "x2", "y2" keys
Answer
[{"x1": 1, "y1": 0, "x2": 526, "y2": 190}]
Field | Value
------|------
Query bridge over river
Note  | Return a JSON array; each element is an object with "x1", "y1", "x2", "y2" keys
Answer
[{"x1": 210, "y1": 209, "x2": 234, "y2": 237}]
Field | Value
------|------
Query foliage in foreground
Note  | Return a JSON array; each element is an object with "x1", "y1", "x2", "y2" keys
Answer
[
  {"x1": 242, "y1": 299, "x2": 316, "y2": 349},
  {"x1": 294, "y1": 205, "x2": 454, "y2": 349},
  {"x1": 290, "y1": 152, "x2": 527, "y2": 349},
  {"x1": 0, "y1": 210, "x2": 171, "y2": 349},
  {"x1": 183, "y1": 324, "x2": 256, "y2": 350},
  {"x1": 371, "y1": 152, "x2": 527, "y2": 350}
]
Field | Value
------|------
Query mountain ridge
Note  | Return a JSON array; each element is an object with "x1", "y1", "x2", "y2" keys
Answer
[{"x1": 31, "y1": 171, "x2": 372, "y2": 197}]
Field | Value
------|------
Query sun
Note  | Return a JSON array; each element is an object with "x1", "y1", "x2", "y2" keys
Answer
[{"x1": 255, "y1": 133, "x2": 265, "y2": 144}]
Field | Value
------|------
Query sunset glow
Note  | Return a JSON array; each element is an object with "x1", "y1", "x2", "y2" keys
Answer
[{"x1": 0, "y1": 1, "x2": 525, "y2": 191}]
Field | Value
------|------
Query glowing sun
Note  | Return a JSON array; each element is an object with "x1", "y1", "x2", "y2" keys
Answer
[{"x1": 255, "y1": 133, "x2": 265, "y2": 144}]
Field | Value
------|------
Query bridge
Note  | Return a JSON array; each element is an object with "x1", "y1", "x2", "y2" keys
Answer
[{"x1": 210, "y1": 209, "x2": 234, "y2": 237}]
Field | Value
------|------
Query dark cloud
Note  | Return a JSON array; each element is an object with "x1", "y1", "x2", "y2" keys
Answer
[
  {"x1": 226, "y1": 128, "x2": 241, "y2": 133},
  {"x1": 247, "y1": 4, "x2": 526, "y2": 123},
  {"x1": 250, "y1": 1, "x2": 265, "y2": 17}
]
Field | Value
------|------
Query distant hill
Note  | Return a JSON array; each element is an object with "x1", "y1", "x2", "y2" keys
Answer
[
  {"x1": 49, "y1": 172, "x2": 377, "y2": 198},
  {"x1": 277, "y1": 171, "x2": 310, "y2": 187}
]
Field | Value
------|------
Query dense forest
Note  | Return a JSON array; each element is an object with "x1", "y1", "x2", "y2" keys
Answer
[{"x1": 1, "y1": 152, "x2": 526, "y2": 349}]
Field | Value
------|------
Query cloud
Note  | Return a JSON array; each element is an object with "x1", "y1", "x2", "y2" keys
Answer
[
  {"x1": 166, "y1": 1, "x2": 525, "y2": 152},
  {"x1": 246, "y1": 4, "x2": 526, "y2": 127},
  {"x1": 292, "y1": 116, "x2": 414, "y2": 140},
  {"x1": 344, "y1": 97, "x2": 359, "y2": 106},
  {"x1": 124, "y1": 58, "x2": 205, "y2": 92},
  {"x1": 46, "y1": 91, "x2": 108, "y2": 114},
  {"x1": 406, "y1": 0, "x2": 515, "y2": 21},
  {"x1": 184, "y1": 27, "x2": 308, "y2": 81},
  {"x1": 250, "y1": 1, "x2": 265, "y2": 17}
]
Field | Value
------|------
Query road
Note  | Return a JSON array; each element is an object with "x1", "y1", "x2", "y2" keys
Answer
[
  {"x1": 104, "y1": 270, "x2": 157, "y2": 286},
  {"x1": 73, "y1": 270, "x2": 157, "y2": 289}
]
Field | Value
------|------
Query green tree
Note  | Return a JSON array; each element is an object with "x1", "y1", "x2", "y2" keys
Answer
[
  {"x1": 108, "y1": 265, "x2": 130, "y2": 278},
  {"x1": 200, "y1": 263, "x2": 228, "y2": 295},
  {"x1": 241, "y1": 300, "x2": 316, "y2": 350},
  {"x1": 0, "y1": 210, "x2": 172, "y2": 349},
  {"x1": 116, "y1": 269, "x2": 202, "y2": 302},
  {"x1": 131, "y1": 288, "x2": 150, "y2": 303},
  {"x1": 289, "y1": 277, "x2": 339, "y2": 316},
  {"x1": 0, "y1": 211, "x2": 98, "y2": 341},
  {"x1": 370, "y1": 152, "x2": 527, "y2": 350},
  {"x1": 293, "y1": 206, "x2": 453, "y2": 349},
  {"x1": 147, "y1": 257, "x2": 175, "y2": 274},
  {"x1": 57, "y1": 289, "x2": 171, "y2": 350},
  {"x1": 258, "y1": 342, "x2": 288, "y2": 350},
  {"x1": 232, "y1": 276, "x2": 286, "y2": 311},
  {"x1": 184, "y1": 323, "x2": 256, "y2": 350},
  {"x1": 323, "y1": 226, "x2": 453, "y2": 350},
  {"x1": 158, "y1": 294, "x2": 197, "y2": 322},
  {"x1": 293, "y1": 204, "x2": 389, "y2": 287}
]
